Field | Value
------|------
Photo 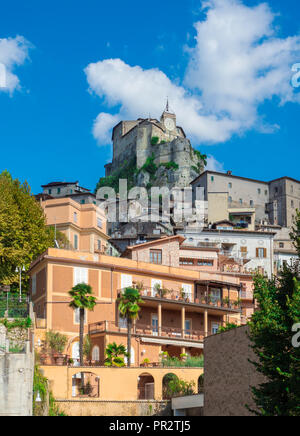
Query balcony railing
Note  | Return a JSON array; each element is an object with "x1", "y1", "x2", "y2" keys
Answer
[
  {"x1": 89, "y1": 321, "x2": 205, "y2": 342},
  {"x1": 118, "y1": 287, "x2": 241, "y2": 311}
]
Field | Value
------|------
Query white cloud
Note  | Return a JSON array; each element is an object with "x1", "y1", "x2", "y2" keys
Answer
[
  {"x1": 85, "y1": 0, "x2": 300, "y2": 146},
  {"x1": 0, "y1": 36, "x2": 31, "y2": 94},
  {"x1": 206, "y1": 155, "x2": 225, "y2": 172}
]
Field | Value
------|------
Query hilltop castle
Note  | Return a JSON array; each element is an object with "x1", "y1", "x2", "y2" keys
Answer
[{"x1": 104, "y1": 105, "x2": 205, "y2": 189}]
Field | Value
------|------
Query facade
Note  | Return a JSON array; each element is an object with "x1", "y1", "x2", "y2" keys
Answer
[
  {"x1": 178, "y1": 225, "x2": 275, "y2": 278},
  {"x1": 30, "y1": 248, "x2": 242, "y2": 370},
  {"x1": 39, "y1": 196, "x2": 109, "y2": 254},
  {"x1": 123, "y1": 235, "x2": 255, "y2": 322},
  {"x1": 192, "y1": 170, "x2": 300, "y2": 228}
]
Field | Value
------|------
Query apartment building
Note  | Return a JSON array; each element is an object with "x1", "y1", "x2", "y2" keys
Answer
[
  {"x1": 192, "y1": 171, "x2": 300, "y2": 228},
  {"x1": 39, "y1": 196, "x2": 109, "y2": 254},
  {"x1": 29, "y1": 248, "x2": 242, "y2": 367},
  {"x1": 177, "y1": 221, "x2": 275, "y2": 278},
  {"x1": 123, "y1": 235, "x2": 254, "y2": 322}
]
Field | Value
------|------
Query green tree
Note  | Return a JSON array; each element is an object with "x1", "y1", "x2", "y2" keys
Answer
[
  {"x1": 0, "y1": 171, "x2": 53, "y2": 286},
  {"x1": 118, "y1": 287, "x2": 143, "y2": 367},
  {"x1": 105, "y1": 342, "x2": 127, "y2": 367},
  {"x1": 248, "y1": 214, "x2": 300, "y2": 416},
  {"x1": 69, "y1": 284, "x2": 96, "y2": 367}
]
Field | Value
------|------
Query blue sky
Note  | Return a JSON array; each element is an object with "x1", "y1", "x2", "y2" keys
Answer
[{"x1": 0, "y1": 0, "x2": 300, "y2": 194}]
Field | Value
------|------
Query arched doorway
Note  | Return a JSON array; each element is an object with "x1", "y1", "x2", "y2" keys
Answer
[
  {"x1": 138, "y1": 373, "x2": 155, "y2": 400},
  {"x1": 72, "y1": 372, "x2": 100, "y2": 398},
  {"x1": 162, "y1": 373, "x2": 179, "y2": 400}
]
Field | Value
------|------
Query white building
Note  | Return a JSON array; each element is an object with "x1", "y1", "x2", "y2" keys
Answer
[{"x1": 178, "y1": 223, "x2": 275, "y2": 278}]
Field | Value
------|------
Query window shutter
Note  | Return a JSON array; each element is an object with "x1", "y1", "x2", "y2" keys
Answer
[
  {"x1": 264, "y1": 248, "x2": 267, "y2": 258},
  {"x1": 256, "y1": 248, "x2": 259, "y2": 258}
]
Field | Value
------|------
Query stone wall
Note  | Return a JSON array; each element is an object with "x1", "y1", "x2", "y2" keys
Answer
[
  {"x1": 0, "y1": 326, "x2": 34, "y2": 416},
  {"x1": 54, "y1": 400, "x2": 171, "y2": 417},
  {"x1": 204, "y1": 325, "x2": 265, "y2": 416}
]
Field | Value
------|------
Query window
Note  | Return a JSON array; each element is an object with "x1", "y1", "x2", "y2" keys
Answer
[
  {"x1": 180, "y1": 258, "x2": 194, "y2": 265},
  {"x1": 239, "y1": 199, "x2": 243, "y2": 205},
  {"x1": 92, "y1": 346, "x2": 100, "y2": 362},
  {"x1": 250, "y1": 200, "x2": 254, "y2": 207},
  {"x1": 57, "y1": 188, "x2": 61, "y2": 194},
  {"x1": 81, "y1": 199, "x2": 85, "y2": 205},
  {"x1": 197, "y1": 260, "x2": 213, "y2": 266},
  {"x1": 211, "y1": 176, "x2": 214, "y2": 182},
  {"x1": 121, "y1": 274, "x2": 132, "y2": 290},
  {"x1": 74, "y1": 267, "x2": 88, "y2": 286},
  {"x1": 97, "y1": 240, "x2": 101, "y2": 251},
  {"x1": 257, "y1": 248, "x2": 266, "y2": 258},
  {"x1": 48, "y1": 189, "x2": 52, "y2": 195},
  {"x1": 32, "y1": 274, "x2": 36, "y2": 296},
  {"x1": 74, "y1": 307, "x2": 87, "y2": 325},
  {"x1": 228, "y1": 196, "x2": 232, "y2": 203},
  {"x1": 74, "y1": 234, "x2": 78, "y2": 250},
  {"x1": 97, "y1": 218, "x2": 103, "y2": 229},
  {"x1": 291, "y1": 200, "x2": 294, "y2": 208},
  {"x1": 150, "y1": 249, "x2": 162, "y2": 265},
  {"x1": 212, "y1": 323, "x2": 220, "y2": 335},
  {"x1": 240, "y1": 246, "x2": 248, "y2": 258},
  {"x1": 70, "y1": 189, "x2": 73, "y2": 194},
  {"x1": 228, "y1": 183, "x2": 232, "y2": 189},
  {"x1": 119, "y1": 315, "x2": 128, "y2": 329},
  {"x1": 74, "y1": 212, "x2": 78, "y2": 223},
  {"x1": 265, "y1": 190, "x2": 268, "y2": 196},
  {"x1": 258, "y1": 188, "x2": 261, "y2": 194},
  {"x1": 279, "y1": 243, "x2": 284, "y2": 248}
]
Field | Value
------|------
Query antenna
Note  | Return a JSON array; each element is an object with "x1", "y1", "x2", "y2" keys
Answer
[{"x1": 166, "y1": 97, "x2": 169, "y2": 112}]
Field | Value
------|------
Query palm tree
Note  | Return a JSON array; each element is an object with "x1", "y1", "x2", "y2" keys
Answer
[
  {"x1": 105, "y1": 342, "x2": 127, "y2": 367},
  {"x1": 118, "y1": 287, "x2": 143, "y2": 367},
  {"x1": 69, "y1": 283, "x2": 96, "y2": 367}
]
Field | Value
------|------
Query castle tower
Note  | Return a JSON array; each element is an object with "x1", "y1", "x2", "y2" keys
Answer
[{"x1": 160, "y1": 100, "x2": 177, "y2": 134}]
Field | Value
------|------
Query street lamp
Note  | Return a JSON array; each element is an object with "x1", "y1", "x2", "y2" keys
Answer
[{"x1": 15, "y1": 266, "x2": 26, "y2": 303}]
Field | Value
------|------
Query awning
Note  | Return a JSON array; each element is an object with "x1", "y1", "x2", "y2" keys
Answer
[{"x1": 141, "y1": 337, "x2": 204, "y2": 349}]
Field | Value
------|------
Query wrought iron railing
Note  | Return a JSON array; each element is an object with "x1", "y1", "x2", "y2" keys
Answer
[{"x1": 0, "y1": 294, "x2": 29, "y2": 318}]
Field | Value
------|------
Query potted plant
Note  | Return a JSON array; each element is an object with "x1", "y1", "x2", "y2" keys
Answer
[
  {"x1": 233, "y1": 298, "x2": 241, "y2": 308},
  {"x1": 46, "y1": 331, "x2": 68, "y2": 366},
  {"x1": 141, "y1": 358, "x2": 150, "y2": 367},
  {"x1": 222, "y1": 297, "x2": 230, "y2": 308},
  {"x1": 180, "y1": 288, "x2": 186, "y2": 301}
]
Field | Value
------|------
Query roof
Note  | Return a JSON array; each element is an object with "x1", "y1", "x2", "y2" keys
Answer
[
  {"x1": 41, "y1": 181, "x2": 78, "y2": 188},
  {"x1": 121, "y1": 235, "x2": 186, "y2": 256},
  {"x1": 191, "y1": 171, "x2": 300, "y2": 187},
  {"x1": 191, "y1": 171, "x2": 269, "y2": 186}
]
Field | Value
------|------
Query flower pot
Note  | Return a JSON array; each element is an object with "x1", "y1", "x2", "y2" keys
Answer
[
  {"x1": 53, "y1": 353, "x2": 65, "y2": 366},
  {"x1": 39, "y1": 354, "x2": 48, "y2": 365}
]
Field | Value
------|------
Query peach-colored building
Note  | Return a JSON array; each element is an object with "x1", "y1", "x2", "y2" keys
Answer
[
  {"x1": 30, "y1": 247, "x2": 242, "y2": 368},
  {"x1": 39, "y1": 197, "x2": 109, "y2": 254}
]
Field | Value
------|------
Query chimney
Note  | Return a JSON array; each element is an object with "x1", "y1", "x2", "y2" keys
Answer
[{"x1": 227, "y1": 171, "x2": 232, "y2": 176}]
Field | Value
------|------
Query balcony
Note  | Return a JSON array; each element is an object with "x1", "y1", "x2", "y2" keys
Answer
[
  {"x1": 88, "y1": 321, "x2": 205, "y2": 343},
  {"x1": 118, "y1": 287, "x2": 241, "y2": 312}
]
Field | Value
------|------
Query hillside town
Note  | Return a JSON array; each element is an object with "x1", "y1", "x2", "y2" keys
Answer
[
  {"x1": 1, "y1": 106, "x2": 299, "y2": 417},
  {"x1": 1, "y1": 0, "x2": 300, "y2": 421}
]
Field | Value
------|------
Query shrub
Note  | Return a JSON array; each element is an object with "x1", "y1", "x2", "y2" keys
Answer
[
  {"x1": 151, "y1": 136, "x2": 160, "y2": 146},
  {"x1": 46, "y1": 331, "x2": 68, "y2": 354}
]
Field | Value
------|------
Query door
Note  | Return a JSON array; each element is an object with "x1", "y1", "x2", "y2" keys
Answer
[
  {"x1": 151, "y1": 279, "x2": 162, "y2": 297},
  {"x1": 72, "y1": 342, "x2": 80, "y2": 367},
  {"x1": 210, "y1": 288, "x2": 221, "y2": 306},
  {"x1": 151, "y1": 314, "x2": 159, "y2": 336}
]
